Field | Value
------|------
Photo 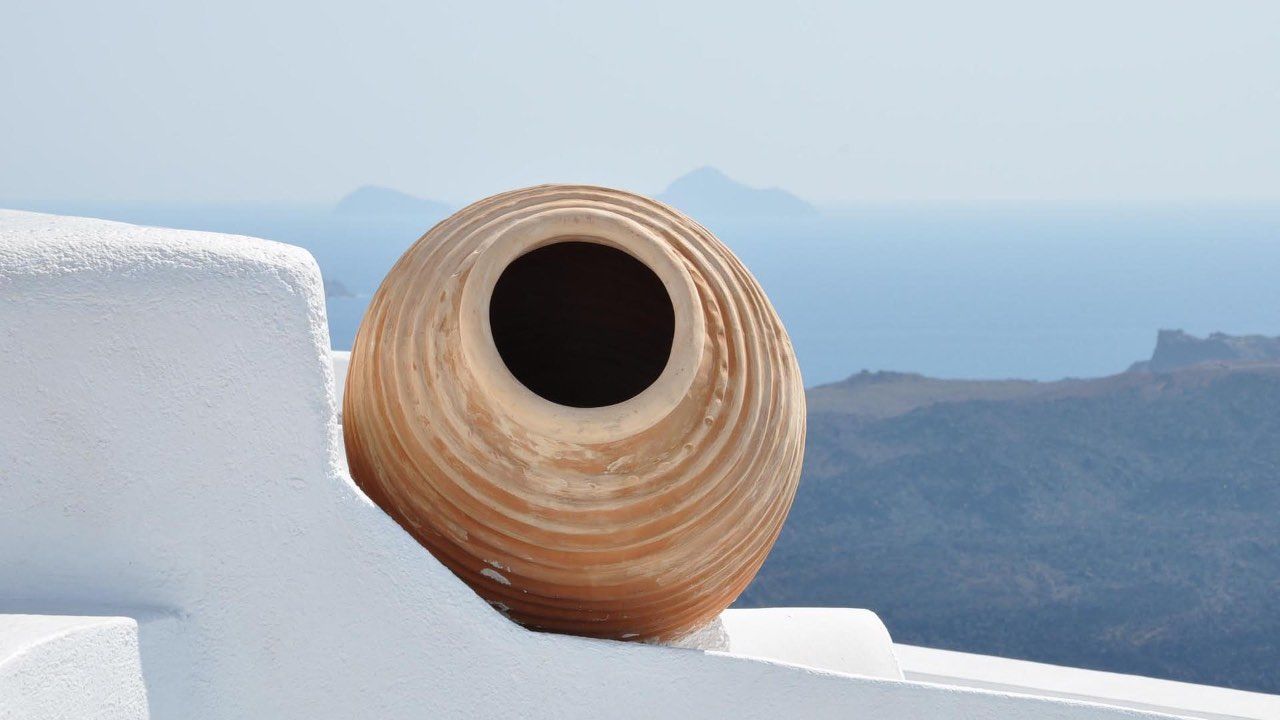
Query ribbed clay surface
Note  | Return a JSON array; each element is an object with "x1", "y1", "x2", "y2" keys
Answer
[{"x1": 343, "y1": 185, "x2": 805, "y2": 642}]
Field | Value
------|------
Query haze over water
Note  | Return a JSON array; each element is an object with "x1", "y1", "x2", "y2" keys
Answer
[
  {"x1": 723, "y1": 204, "x2": 1280, "y2": 384},
  {"x1": 33, "y1": 200, "x2": 1278, "y2": 386}
]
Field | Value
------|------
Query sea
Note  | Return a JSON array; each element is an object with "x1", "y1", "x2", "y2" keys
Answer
[{"x1": 17, "y1": 201, "x2": 1280, "y2": 387}]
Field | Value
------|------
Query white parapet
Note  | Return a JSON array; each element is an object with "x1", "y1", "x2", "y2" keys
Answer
[
  {"x1": 896, "y1": 644, "x2": 1280, "y2": 720},
  {"x1": 0, "y1": 615, "x2": 149, "y2": 720},
  {"x1": 721, "y1": 608, "x2": 903, "y2": 680},
  {"x1": 0, "y1": 209, "x2": 1241, "y2": 719}
]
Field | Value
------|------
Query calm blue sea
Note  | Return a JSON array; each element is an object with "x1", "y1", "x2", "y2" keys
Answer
[{"x1": 22, "y1": 201, "x2": 1280, "y2": 386}]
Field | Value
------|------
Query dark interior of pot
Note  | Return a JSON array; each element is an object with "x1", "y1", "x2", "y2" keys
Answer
[{"x1": 489, "y1": 241, "x2": 675, "y2": 408}]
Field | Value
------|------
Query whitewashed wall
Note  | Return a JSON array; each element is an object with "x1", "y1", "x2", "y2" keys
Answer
[
  {"x1": 0, "y1": 615, "x2": 148, "y2": 720},
  {"x1": 0, "y1": 210, "x2": 1187, "y2": 720}
]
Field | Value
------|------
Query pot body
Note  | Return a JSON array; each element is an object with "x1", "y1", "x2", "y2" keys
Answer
[{"x1": 344, "y1": 185, "x2": 804, "y2": 641}]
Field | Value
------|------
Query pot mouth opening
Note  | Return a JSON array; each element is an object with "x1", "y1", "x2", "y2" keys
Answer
[
  {"x1": 460, "y1": 205, "x2": 704, "y2": 443},
  {"x1": 488, "y1": 240, "x2": 675, "y2": 409}
]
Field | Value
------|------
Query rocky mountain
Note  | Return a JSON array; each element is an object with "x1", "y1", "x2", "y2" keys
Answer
[
  {"x1": 334, "y1": 186, "x2": 449, "y2": 218},
  {"x1": 738, "y1": 331, "x2": 1280, "y2": 693},
  {"x1": 656, "y1": 167, "x2": 816, "y2": 218},
  {"x1": 1131, "y1": 329, "x2": 1280, "y2": 373}
]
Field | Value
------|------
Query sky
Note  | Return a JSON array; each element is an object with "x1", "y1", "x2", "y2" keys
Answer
[{"x1": 2, "y1": 1, "x2": 1278, "y2": 206}]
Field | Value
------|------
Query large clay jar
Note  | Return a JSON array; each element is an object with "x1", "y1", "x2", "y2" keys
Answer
[{"x1": 343, "y1": 185, "x2": 804, "y2": 642}]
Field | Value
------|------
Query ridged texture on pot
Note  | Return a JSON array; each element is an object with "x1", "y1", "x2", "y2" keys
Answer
[{"x1": 343, "y1": 185, "x2": 805, "y2": 642}]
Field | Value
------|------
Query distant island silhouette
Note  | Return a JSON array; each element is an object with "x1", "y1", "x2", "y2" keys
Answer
[
  {"x1": 323, "y1": 278, "x2": 354, "y2": 299},
  {"x1": 333, "y1": 169, "x2": 816, "y2": 221},
  {"x1": 657, "y1": 166, "x2": 816, "y2": 218},
  {"x1": 334, "y1": 185, "x2": 450, "y2": 217}
]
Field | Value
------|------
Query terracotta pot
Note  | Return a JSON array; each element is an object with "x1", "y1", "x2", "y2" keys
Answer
[{"x1": 343, "y1": 185, "x2": 804, "y2": 642}]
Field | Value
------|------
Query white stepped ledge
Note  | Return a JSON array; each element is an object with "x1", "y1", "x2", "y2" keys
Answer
[{"x1": 1, "y1": 208, "x2": 1275, "y2": 720}]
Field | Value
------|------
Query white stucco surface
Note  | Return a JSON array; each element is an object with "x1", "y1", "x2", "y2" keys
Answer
[
  {"x1": 0, "y1": 614, "x2": 148, "y2": 720},
  {"x1": 720, "y1": 608, "x2": 903, "y2": 680},
  {"x1": 896, "y1": 644, "x2": 1280, "y2": 720},
  {"x1": 0, "y1": 209, "x2": 1213, "y2": 719}
]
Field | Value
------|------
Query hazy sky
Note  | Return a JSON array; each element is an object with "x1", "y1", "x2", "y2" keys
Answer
[{"x1": 2, "y1": 1, "x2": 1277, "y2": 206}]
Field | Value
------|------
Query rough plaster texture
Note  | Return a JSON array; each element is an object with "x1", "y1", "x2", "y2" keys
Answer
[
  {"x1": 0, "y1": 209, "x2": 1191, "y2": 719},
  {"x1": 0, "y1": 614, "x2": 148, "y2": 720}
]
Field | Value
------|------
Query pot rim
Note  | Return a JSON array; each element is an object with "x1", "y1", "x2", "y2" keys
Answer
[{"x1": 458, "y1": 205, "x2": 706, "y2": 444}]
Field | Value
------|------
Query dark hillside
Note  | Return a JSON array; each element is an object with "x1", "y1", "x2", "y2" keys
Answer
[{"x1": 739, "y1": 360, "x2": 1280, "y2": 692}]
